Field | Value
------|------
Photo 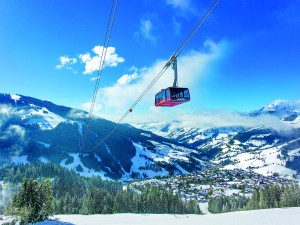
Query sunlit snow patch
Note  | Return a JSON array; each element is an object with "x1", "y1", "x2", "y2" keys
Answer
[
  {"x1": 10, "y1": 94, "x2": 20, "y2": 102},
  {"x1": 24, "y1": 107, "x2": 67, "y2": 130},
  {"x1": 60, "y1": 153, "x2": 108, "y2": 179},
  {"x1": 254, "y1": 164, "x2": 296, "y2": 178},
  {"x1": 130, "y1": 142, "x2": 169, "y2": 178}
]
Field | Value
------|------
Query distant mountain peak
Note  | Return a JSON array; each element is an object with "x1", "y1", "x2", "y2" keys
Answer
[{"x1": 260, "y1": 99, "x2": 300, "y2": 112}]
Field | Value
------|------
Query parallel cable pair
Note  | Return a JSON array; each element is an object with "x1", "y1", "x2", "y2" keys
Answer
[{"x1": 80, "y1": 0, "x2": 119, "y2": 152}]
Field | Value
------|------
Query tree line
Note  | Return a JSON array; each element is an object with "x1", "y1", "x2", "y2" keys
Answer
[
  {"x1": 208, "y1": 184, "x2": 300, "y2": 213},
  {"x1": 1, "y1": 163, "x2": 200, "y2": 223},
  {"x1": 54, "y1": 186, "x2": 200, "y2": 215}
]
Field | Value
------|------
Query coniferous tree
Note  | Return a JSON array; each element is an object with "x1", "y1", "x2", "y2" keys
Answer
[
  {"x1": 7, "y1": 178, "x2": 54, "y2": 224},
  {"x1": 247, "y1": 188, "x2": 259, "y2": 210}
]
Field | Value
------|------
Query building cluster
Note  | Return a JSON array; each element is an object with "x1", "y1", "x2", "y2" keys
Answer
[{"x1": 128, "y1": 169, "x2": 295, "y2": 203}]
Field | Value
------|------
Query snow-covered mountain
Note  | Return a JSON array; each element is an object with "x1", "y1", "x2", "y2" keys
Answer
[
  {"x1": 248, "y1": 99, "x2": 300, "y2": 125},
  {"x1": 208, "y1": 101, "x2": 300, "y2": 179},
  {"x1": 259, "y1": 99, "x2": 300, "y2": 113},
  {"x1": 133, "y1": 99, "x2": 300, "y2": 179},
  {"x1": 211, "y1": 127, "x2": 300, "y2": 178},
  {"x1": 2, "y1": 94, "x2": 300, "y2": 181},
  {"x1": 0, "y1": 93, "x2": 206, "y2": 181}
]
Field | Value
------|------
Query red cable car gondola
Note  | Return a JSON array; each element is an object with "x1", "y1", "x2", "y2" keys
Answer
[
  {"x1": 155, "y1": 87, "x2": 190, "y2": 107},
  {"x1": 155, "y1": 58, "x2": 190, "y2": 107}
]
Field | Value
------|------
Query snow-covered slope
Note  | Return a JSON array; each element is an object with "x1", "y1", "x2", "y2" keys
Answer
[{"x1": 25, "y1": 207, "x2": 300, "y2": 225}]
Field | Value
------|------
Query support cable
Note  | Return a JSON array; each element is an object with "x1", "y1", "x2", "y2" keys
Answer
[{"x1": 81, "y1": 0, "x2": 119, "y2": 151}]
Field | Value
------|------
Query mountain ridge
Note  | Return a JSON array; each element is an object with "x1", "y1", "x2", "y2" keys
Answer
[
  {"x1": 0, "y1": 93, "x2": 205, "y2": 181},
  {"x1": 1, "y1": 94, "x2": 300, "y2": 181}
]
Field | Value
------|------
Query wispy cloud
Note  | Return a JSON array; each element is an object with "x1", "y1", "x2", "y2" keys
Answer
[
  {"x1": 276, "y1": 0, "x2": 300, "y2": 24},
  {"x1": 137, "y1": 19, "x2": 157, "y2": 42},
  {"x1": 0, "y1": 104, "x2": 26, "y2": 126},
  {"x1": 1, "y1": 125, "x2": 26, "y2": 140},
  {"x1": 0, "y1": 123, "x2": 28, "y2": 155},
  {"x1": 165, "y1": 0, "x2": 192, "y2": 11},
  {"x1": 177, "y1": 111, "x2": 293, "y2": 132},
  {"x1": 67, "y1": 109, "x2": 88, "y2": 119},
  {"x1": 0, "y1": 105, "x2": 28, "y2": 152},
  {"x1": 93, "y1": 101, "x2": 295, "y2": 133},
  {"x1": 165, "y1": 0, "x2": 197, "y2": 17},
  {"x1": 56, "y1": 45, "x2": 124, "y2": 75},
  {"x1": 172, "y1": 17, "x2": 182, "y2": 35},
  {"x1": 90, "y1": 76, "x2": 100, "y2": 81}
]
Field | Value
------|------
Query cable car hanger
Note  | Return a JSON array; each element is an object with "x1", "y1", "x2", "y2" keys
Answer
[{"x1": 155, "y1": 57, "x2": 191, "y2": 107}]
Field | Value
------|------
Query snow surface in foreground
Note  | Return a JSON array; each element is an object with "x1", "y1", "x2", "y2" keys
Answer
[{"x1": 25, "y1": 207, "x2": 300, "y2": 225}]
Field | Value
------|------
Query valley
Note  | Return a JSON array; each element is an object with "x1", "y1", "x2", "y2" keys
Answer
[{"x1": 1, "y1": 93, "x2": 300, "y2": 217}]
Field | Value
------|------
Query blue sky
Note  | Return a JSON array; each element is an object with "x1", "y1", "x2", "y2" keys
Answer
[{"x1": 0, "y1": 0, "x2": 299, "y2": 123}]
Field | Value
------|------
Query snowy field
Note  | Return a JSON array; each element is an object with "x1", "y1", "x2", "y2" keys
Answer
[{"x1": 2, "y1": 207, "x2": 299, "y2": 225}]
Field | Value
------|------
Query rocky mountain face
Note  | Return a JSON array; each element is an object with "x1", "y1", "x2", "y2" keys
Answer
[{"x1": 0, "y1": 93, "x2": 205, "y2": 181}]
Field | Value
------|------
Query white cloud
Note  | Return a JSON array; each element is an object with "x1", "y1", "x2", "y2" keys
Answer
[
  {"x1": 0, "y1": 105, "x2": 13, "y2": 115},
  {"x1": 0, "y1": 107, "x2": 28, "y2": 152},
  {"x1": 56, "y1": 46, "x2": 124, "y2": 75},
  {"x1": 129, "y1": 109, "x2": 293, "y2": 133},
  {"x1": 67, "y1": 109, "x2": 88, "y2": 119},
  {"x1": 78, "y1": 46, "x2": 125, "y2": 74},
  {"x1": 0, "y1": 104, "x2": 26, "y2": 125},
  {"x1": 2, "y1": 125, "x2": 26, "y2": 140},
  {"x1": 55, "y1": 56, "x2": 77, "y2": 73},
  {"x1": 82, "y1": 102, "x2": 102, "y2": 113},
  {"x1": 57, "y1": 56, "x2": 77, "y2": 66},
  {"x1": 91, "y1": 39, "x2": 228, "y2": 117},
  {"x1": 78, "y1": 53, "x2": 91, "y2": 63},
  {"x1": 95, "y1": 105, "x2": 294, "y2": 133},
  {"x1": 91, "y1": 76, "x2": 100, "y2": 81},
  {"x1": 176, "y1": 111, "x2": 293, "y2": 131},
  {"x1": 117, "y1": 74, "x2": 138, "y2": 86},
  {"x1": 139, "y1": 19, "x2": 156, "y2": 42},
  {"x1": 117, "y1": 68, "x2": 139, "y2": 86}
]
